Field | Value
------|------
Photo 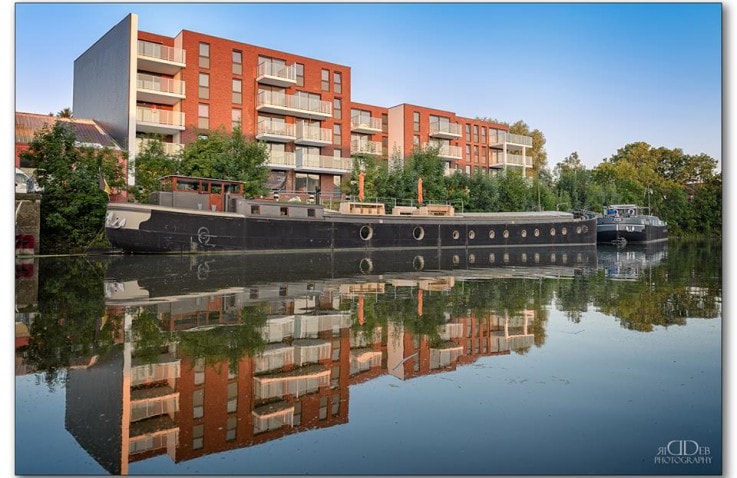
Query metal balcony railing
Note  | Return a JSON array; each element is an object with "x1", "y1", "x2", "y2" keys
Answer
[
  {"x1": 136, "y1": 73, "x2": 185, "y2": 96},
  {"x1": 137, "y1": 40, "x2": 185, "y2": 64}
]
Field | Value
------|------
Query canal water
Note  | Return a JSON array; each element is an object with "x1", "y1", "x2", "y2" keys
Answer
[{"x1": 14, "y1": 240, "x2": 722, "y2": 475}]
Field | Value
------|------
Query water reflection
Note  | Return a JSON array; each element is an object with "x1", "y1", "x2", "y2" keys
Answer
[{"x1": 15, "y1": 241, "x2": 721, "y2": 475}]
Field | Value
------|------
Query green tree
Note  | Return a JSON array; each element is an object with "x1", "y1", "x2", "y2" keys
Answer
[
  {"x1": 133, "y1": 134, "x2": 179, "y2": 202},
  {"x1": 20, "y1": 121, "x2": 125, "y2": 253},
  {"x1": 180, "y1": 126, "x2": 270, "y2": 198}
]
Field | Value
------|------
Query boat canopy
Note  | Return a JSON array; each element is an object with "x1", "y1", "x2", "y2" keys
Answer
[{"x1": 159, "y1": 175, "x2": 244, "y2": 195}]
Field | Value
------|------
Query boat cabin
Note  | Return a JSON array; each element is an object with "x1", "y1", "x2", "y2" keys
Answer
[
  {"x1": 604, "y1": 204, "x2": 643, "y2": 218},
  {"x1": 152, "y1": 175, "x2": 245, "y2": 212}
]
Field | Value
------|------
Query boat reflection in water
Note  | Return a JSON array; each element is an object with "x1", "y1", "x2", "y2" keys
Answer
[
  {"x1": 597, "y1": 242, "x2": 668, "y2": 280},
  {"x1": 59, "y1": 247, "x2": 595, "y2": 474}
]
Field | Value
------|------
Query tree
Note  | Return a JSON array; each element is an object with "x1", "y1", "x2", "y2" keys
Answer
[
  {"x1": 56, "y1": 107, "x2": 73, "y2": 118},
  {"x1": 133, "y1": 134, "x2": 179, "y2": 202},
  {"x1": 179, "y1": 126, "x2": 270, "y2": 198},
  {"x1": 19, "y1": 121, "x2": 125, "y2": 253}
]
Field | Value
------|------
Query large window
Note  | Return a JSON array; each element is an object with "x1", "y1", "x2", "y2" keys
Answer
[
  {"x1": 296, "y1": 63, "x2": 304, "y2": 86},
  {"x1": 334, "y1": 98, "x2": 342, "y2": 120},
  {"x1": 333, "y1": 124, "x2": 341, "y2": 145},
  {"x1": 199, "y1": 42, "x2": 210, "y2": 69},
  {"x1": 295, "y1": 173, "x2": 320, "y2": 192},
  {"x1": 334, "y1": 71, "x2": 342, "y2": 94},
  {"x1": 198, "y1": 103, "x2": 209, "y2": 130},
  {"x1": 232, "y1": 50, "x2": 242, "y2": 75},
  {"x1": 198, "y1": 73, "x2": 209, "y2": 99},
  {"x1": 232, "y1": 108, "x2": 242, "y2": 129},
  {"x1": 321, "y1": 69, "x2": 330, "y2": 91},
  {"x1": 413, "y1": 112, "x2": 420, "y2": 132},
  {"x1": 232, "y1": 79, "x2": 242, "y2": 104}
]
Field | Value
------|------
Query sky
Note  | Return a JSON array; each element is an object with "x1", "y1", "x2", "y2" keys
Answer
[{"x1": 10, "y1": 2, "x2": 723, "y2": 171}]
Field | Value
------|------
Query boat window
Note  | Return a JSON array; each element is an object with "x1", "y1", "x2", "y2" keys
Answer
[
  {"x1": 211, "y1": 184, "x2": 222, "y2": 194},
  {"x1": 177, "y1": 179, "x2": 200, "y2": 192},
  {"x1": 200, "y1": 182, "x2": 209, "y2": 193},
  {"x1": 251, "y1": 205, "x2": 260, "y2": 215},
  {"x1": 280, "y1": 207, "x2": 288, "y2": 216},
  {"x1": 307, "y1": 208, "x2": 316, "y2": 218}
]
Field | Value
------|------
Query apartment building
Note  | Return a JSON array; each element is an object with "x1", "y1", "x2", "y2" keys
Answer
[{"x1": 73, "y1": 13, "x2": 531, "y2": 195}]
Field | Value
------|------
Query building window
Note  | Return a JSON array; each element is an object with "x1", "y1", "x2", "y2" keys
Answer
[
  {"x1": 193, "y1": 389, "x2": 204, "y2": 418},
  {"x1": 473, "y1": 125, "x2": 479, "y2": 143},
  {"x1": 226, "y1": 416, "x2": 237, "y2": 441},
  {"x1": 481, "y1": 126, "x2": 487, "y2": 144},
  {"x1": 232, "y1": 79, "x2": 242, "y2": 104},
  {"x1": 232, "y1": 108, "x2": 242, "y2": 129},
  {"x1": 193, "y1": 424, "x2": 204, "y2": 450},
  {"x1": 227, "y1": 382, "x2": 238, "y2": 413},
  {"x1": 413, "y1": 112, "x2": 420, "y2": 132},
  {"x1": 296, "y1": 63, "x2": 304, "y2": 87},
  {"x1": 333, "y1": 124, "x2": 341, "y2": 146},
  {"x1": 199, "y1": 42, "x2": 210, "y2": 69},
  {"x1": 198, "y1": 73, "x2": 209, "y2": 99},
  {"x1": 198, "y1": 103, "x2": 209, "y2": 130},
  {"x1": 232, "y1": 50, "x2": 242, "y2": 75},
  {"x1": 413, "y1": 134, "x2": 420, "y2": 146},
  {"x1": 321, "y1": 69, "x2": 330, "y2": 91},
  {"x1": 382, "y1": 136, "x2": 388, "y2": 155},
  {"x1": 465, "y1": 144, "x2": 471, "y2": 160},
  {"x1": 474, "y1": 145, "x2": 479, "y2": 163},
  {"x1": 465, "y1": 124, "x2": 471, "y2": 141},
  {"x1": 334, "y1": 98, "x2": 342, "y2": 120},
  {"x1": 382, "y1": 113, "x2": 388, "y2": 133},
  {"x1": 334, "y1": 71, "x2": 342, "y2": 94}
]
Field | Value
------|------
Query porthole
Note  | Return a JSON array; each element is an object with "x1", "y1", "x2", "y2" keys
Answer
[
  {"x1": 561, "y1": 227, "x2": 568, "y2": 235},
  {"x1": 359, "y1": 258, "x2": 373, "y2": 274},
  {"x1": 521, "y1": 253, "x2": 528, "y2": 263},
  {"x1": 503, "y1": 253, "x2": 510, "y2": 263},
  {"x1": 452, "y1": 230, "x2": 460, "y2": 240},
  {"x1": 489, "y1": 253, "x2": 496, "y2": 263},
  {"x1": 413, "y1": 255, "x2": 425, "y2": 271},
  {"x1": 550, "y1": 227, "x2": 556, "y2": 236},
  {"x1": 534, "y1": 228, "x2": 540, "y2": 237},
  {"x1": 413, "y1": 226, "x2": 425, "y2": 240},
  {"x1": 503, "y1": 229, "x2": 509, "y2": 239},
  {"x1": 489, "y1": 229, "x2": 496, "y2": 239},
  {"x1": 521, "y1": 229, "x2": 527, "y2": 238},
  {"x1": 582, "y1": 225, "x2": 589, "y2": 233},
  {"x1": 576, "y1": 225, "x2": 582, "y2": 234},
  {"x1": 562, "y1": 253, "x2": 568, "y2": 264},
  {"x1": 469, "y1": 254, "x2": 476, "y2": 264},
  {"x1": 360, "y1": 225, "x2": 373, "y2": 241},
  {"x1": 452, "y1": 255, "x2": 460, "y2": 265},
  {"x1": 551, "y1": 253, "x2": 556, "y2": 263},
  {"x1": 468, "y1": 230, "x2": 476, "y2": 240},
  {"x1": 534, "y1": 253, "x2": 540, "y2": 263}
]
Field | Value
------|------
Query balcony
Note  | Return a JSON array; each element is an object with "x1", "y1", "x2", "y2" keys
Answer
[
  {"x1": 267, "y1": 150, "x2": 297, "y2": 170},
  {"x1": 429, "y1": 122, "x2": 461, "y2": 139},
  {"x1": 136, "y1": 107, "x2": 185, "y2": 135},
  {"x1": 295, "y1": 123, "x2": 332, "y2": 146},
  {"x1": 130, "y1": 358, "x2": 181, "y2": 387},
  {"x1": 295, "y1": 151, "x2": 352, "y2": 174},
  {"x1": 130, "y1": 387, "x2": 179, "y2": 422},
  {"x1": 490, "y1": 153, "x2": 533, "y2": 169},
  {"x1": 136, "y1": 73, "x2": 185, "y2": 105},
  {"x1": 422, "y1": 142, "x2": 462, "y2": 161},
  {"x1": 490, "y1": 132, "x2": 533, "y2": 148},
  {"x1": 253, "y1": 364, "x2": 331, "y2": 399},
  {"x1": 136, "y1": 137, "x2": 183, "y2": 156},
  {"x1": 293, "y1": 339, "x2": 331, "y2": 366},
  {"x1": 257, "y1": 91, "x2": 332, "y2": 120},
  {"x1": 257, "y1": 61, "x2": 297, "y2": 87},
  {"x1": 257, "y1": 121, "x2": 296, "y2": 143},
  {"x1": 350, "y1": 139, "x2": 383, "y2": 156},
  {"x1": 350, "y1": 116, "x2": 382, "y2": 134},
  {"x1": 137, "y1": 40, "x2": 186, "y2": 76}
]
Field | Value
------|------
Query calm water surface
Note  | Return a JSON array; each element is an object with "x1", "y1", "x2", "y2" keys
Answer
[{"x1": 15, "y1": 241, "x2": 722, "y2": 475}]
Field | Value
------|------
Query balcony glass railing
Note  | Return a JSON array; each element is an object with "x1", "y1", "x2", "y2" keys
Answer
[
  {"x1": 258, "y1": 121, "x2": 296, "y2": 138},
  {"x1": 136, "y1": 73, "x2": 185, "y2": 96},
  {"x1": 268, "y1": 151, "x2": 297, "y2": 168},
  {"x1": 429, "y1": 122, "x2": 461, "y2": 137},
  {"x1": 136, "y1": 107, "x2": 185, "y2": 128},
  {"x1": 295, "y1": 151, "x2": 352, "y2": 171},
  {"x1": 350, "y1": 139, "x2": 383, "y2": 155},
  {"x1": 257, "y1": 91, "x2": 332, "y2": 116},
  {"x1": 296, "y1": 124, "x2": 333, "y2": 143},
  {"x1": 257, "y1": 62, "x2": 297, "y2": 82},
  {"x1": 137, "y1": 40, "x2": 185, "y2": 64},
  {"x1": 491, "y1": 132, "x2": 533, "y2": 147},
  {"x1": 350, "y1": 116, "x2": 382, "y2": 131},
  {"x1": 137, "y1": 138, "x2": 183, "y2": 156}
]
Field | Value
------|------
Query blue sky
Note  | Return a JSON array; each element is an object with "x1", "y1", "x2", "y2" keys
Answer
[{"x1": 11, "y1": 2, "x2": 723, "y2": 170}]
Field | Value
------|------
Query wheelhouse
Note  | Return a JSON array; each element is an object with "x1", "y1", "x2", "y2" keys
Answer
[{"x1": 155, "y1": 175, "x2": 245, "y2": 212}]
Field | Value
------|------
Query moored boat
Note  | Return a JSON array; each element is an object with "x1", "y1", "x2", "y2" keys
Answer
[
  {"x1": 596, "y1": 204, "x2": 668, "y2": 246},
  {"x1": 105, "y1": 175, "x2": 598, "y2": 253}
]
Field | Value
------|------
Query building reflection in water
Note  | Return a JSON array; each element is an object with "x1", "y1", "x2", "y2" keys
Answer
[{"x1": 19, "y1": 247, "x2": 601, "y2": 475}]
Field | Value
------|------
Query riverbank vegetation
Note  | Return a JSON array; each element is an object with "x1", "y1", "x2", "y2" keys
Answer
[{"x1": 19, "y1": 122, "x2": 721, "y2": 254}]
